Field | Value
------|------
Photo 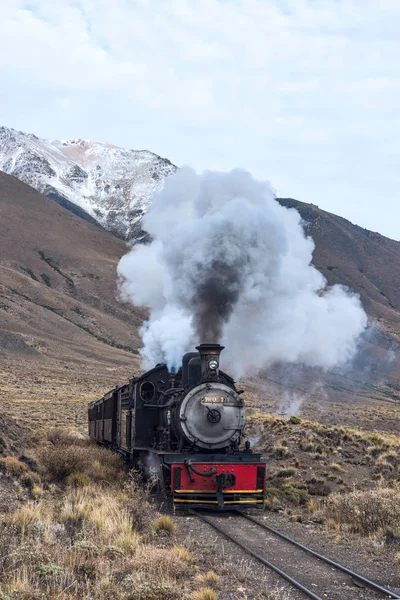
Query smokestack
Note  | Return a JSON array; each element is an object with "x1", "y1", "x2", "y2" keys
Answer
[{"x1": 196, "y1": 343, "x2": 224, "y2": 380}]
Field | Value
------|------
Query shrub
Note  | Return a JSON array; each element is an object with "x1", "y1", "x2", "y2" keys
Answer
[
  {"x1": 289, "y1": 416, "x2": 302, "y2": 425},
  {"x1": 322, "y1": 488, "x2": 400, "y2": 535},
  {"x1": 21, "y1": 471, "x2": 41, "y2": 489},
  {"x1": 276, "y1": 468, "x2": 296, "y2": 478},
  {"x1": 307, "y1": 481, "x2": 331, "y2": 497},
  {"x1": 39, "y1": 432, "x2": 124, "y2": 485},
  {"x1": 127, "y1": 545, "x2": 189, "y2": 580},
  {"x1": 39, "y1": 445, "x2": 88, "y2": 481},
  {"x1": 126, "y1": 582, "x2": 181, "y2": 600},
  {"x1": 19, "y1": 455, "x2": 39, "y2": 471},
  {"x1": 0, "y1": 457, "x2": 28, "y2": 477},
  {"x1": 329, "y1": 463, "x2": 345, "y2": 474},
  {"x1": 274, "y1": 445, "x2": 290, "y2": 459},
  {"x1": 46, "y1": 427, "x2": 84, "y2": 447},
  {"x1": 265, "y1": 485, "x2": 310, "y2": 508}
]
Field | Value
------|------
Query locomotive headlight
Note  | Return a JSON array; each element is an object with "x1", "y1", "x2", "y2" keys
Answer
[{"x1": 208, "y1": 360, "x2": 218, "y2": 370}]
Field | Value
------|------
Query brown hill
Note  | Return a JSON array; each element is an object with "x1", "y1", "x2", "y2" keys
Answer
[
  {"x1": 0, "y1": 171, "x2": 145, "y2": 361},
  {"x1": 0, "y1": 172, "x2": 143, "y2": 429}
]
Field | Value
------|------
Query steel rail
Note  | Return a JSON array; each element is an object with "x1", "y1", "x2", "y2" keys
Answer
[
  {"x1": 241, "y1": 512, "x2": 400, "y2": 599},
  {"x1": 191, "y1": 510, "x2": 325, "y2": 600}
]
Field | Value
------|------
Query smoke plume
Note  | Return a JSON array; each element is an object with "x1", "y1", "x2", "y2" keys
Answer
[{"x1": 118, "y1": 167, "x2": 368, "y2": 375}]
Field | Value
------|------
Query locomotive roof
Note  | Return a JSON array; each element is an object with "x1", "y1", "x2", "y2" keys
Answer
[{"x1": 88, "y1": 361, "x2": 236, "y2": 408}]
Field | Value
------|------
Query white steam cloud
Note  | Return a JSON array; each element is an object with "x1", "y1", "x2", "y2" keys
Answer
[{"x1": 118, "y1": 167, "x2": 368, "y2": 376}]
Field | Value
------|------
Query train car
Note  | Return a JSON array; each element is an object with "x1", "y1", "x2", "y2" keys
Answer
[{"x1": 88, "y1": 344, "x2": 266, "y2": 510}]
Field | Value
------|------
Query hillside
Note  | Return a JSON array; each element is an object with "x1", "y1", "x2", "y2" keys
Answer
[
  {"x1": 0, "y1": 170, "x2": 399, "y2": 434},
  {"x1": 0, "y1": 126, "x2": 176, "y2": 239},
  {"x1": 0, "y1": 171, "x2": 142, "y2": 428}
]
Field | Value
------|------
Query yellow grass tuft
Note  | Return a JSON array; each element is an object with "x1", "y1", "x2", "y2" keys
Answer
[
  {"x1": 31, "y1": 484, "x2": 44, "y2": 499},
  {"x1": 194, "y1": 570, "x2": 220, "y2": 588},
  {"x1": 115, "y1": 531, "x2": 141, "y2": 554},
  {"x1": 0, "y1": 439, "x2": 189, "y2": 600},
  {"x1": 191, "y1": 587, "x2": 218, "y2": 600},
  {"x1": 172, "y1": 544, "x2": 196, "y2": 563},
  {"x1": 5, "y1": 501, "x2": 52, "y2": 535},
  {"x1": 151, "y1": 514, "x2": 177, "y2": 534}
]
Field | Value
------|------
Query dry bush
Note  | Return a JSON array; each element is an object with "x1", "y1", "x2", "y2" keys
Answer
[
  {"x1": 123, "y1": 580, "x2": 182, "y2": 600},
  {"x1": 4, "y1": 501, "x2": 52, "y2": 535},
  {"x1": 47, "y1": 427, "x2": 86, "y2": 447},
  {"x1": 59, "y1": 485, "x2": 141, "y2": 548},
  {"x1": 0, "y1": 456, "x2": 28, "y2": 477},
  {"x1": 39, "y1": 430, "x2": 124, "y2": 485},
  {"x1": 288, "y1": 416, "x2": 302, "y2": 425},
  {"x1": 39, "y1": 444, "x2": 89, "y2": 481},
  {"x1": 127, "y1": 545, "x2": 190, "y2": 580},
  {"x1": 322, "y1": 487, "x2": 400, "y2": 535},
  {"x1": 0, "y1": 478, "x2": 185, "y2": 599},
  {"x1": 273, "y1": 445, "x2": 290, "y2": 459},
  {"x1": 275, "y1": 468, "x2": 296, "y2": 478}
]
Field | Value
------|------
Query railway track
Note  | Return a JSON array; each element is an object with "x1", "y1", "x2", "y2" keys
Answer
[{"x1": 192, "y1": 510, "x2": 400, "y2": 600}]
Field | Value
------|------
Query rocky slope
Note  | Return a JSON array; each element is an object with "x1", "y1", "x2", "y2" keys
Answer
[{"x1": 0, "y1": 126, "x2": 176, "y2": 239}]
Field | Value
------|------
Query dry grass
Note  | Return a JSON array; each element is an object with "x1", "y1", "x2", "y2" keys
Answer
[
  {"x1": 0, "y1": 456, "x2": 28, "y2": 477},
  {"x1": 0, "y1": 429, "x2": 206, "y2": 600},
  {"x1": 247, "y1": 409, "x2": 400, "y2": 563},
  {"x1": 191, "y1": 588, "x2": 218, "y2": 600},
  {"x1": 39, "y1": 428, "x2": 124, "y2": 485},
  {"x1": 172, "y1": 545, "x2": 196, "y2": 564},
  {"x1": 329, "y1": 463, "x2": 345, "y2": 474},
  {"x1": 321, "y1": 486, "x2": 400, "y2": 536},
  {"x1": 194, "y1": 570, "x2": 220, "y2": 588},
  {"x1": 151, "y1": 515, "x2": 177, "y2": 534}
]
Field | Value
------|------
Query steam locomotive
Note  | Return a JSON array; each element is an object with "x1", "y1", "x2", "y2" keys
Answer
[{"x1": 88, "y1": 344, "x2": 266, "y2": 510}]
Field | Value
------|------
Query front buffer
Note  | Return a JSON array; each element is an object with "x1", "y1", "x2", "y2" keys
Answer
[{"x1": 165, "y1": 454, "x2": 266, "y2": 510}]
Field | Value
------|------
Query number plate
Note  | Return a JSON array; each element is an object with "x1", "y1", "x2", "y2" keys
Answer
[{"x1": 201, "y1": 396, "x2": 225, "y2": 404}]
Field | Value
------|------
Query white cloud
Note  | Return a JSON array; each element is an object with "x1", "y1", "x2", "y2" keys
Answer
[{"x1": 0, "y1": 0, "x2": 399, "y2": 239}]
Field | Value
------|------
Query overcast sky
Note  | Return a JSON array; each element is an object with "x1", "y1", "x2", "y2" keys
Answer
[{"x1": 1, "y1": 0, "x2": 399, "y2": 240}]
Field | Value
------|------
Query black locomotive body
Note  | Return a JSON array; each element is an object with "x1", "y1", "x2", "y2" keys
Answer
[{"x1": 88, "y1": 344, "x2": 266, "y2": 510}]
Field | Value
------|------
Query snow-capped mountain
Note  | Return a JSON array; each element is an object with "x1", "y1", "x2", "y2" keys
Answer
[{"x1": 0, "y1": 126, "x2": 176, "y2": 239}]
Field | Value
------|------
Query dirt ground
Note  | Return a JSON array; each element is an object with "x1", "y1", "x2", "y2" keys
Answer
[{"x1": 173, "y1": 509, "x2": 400, "y2": 600}]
